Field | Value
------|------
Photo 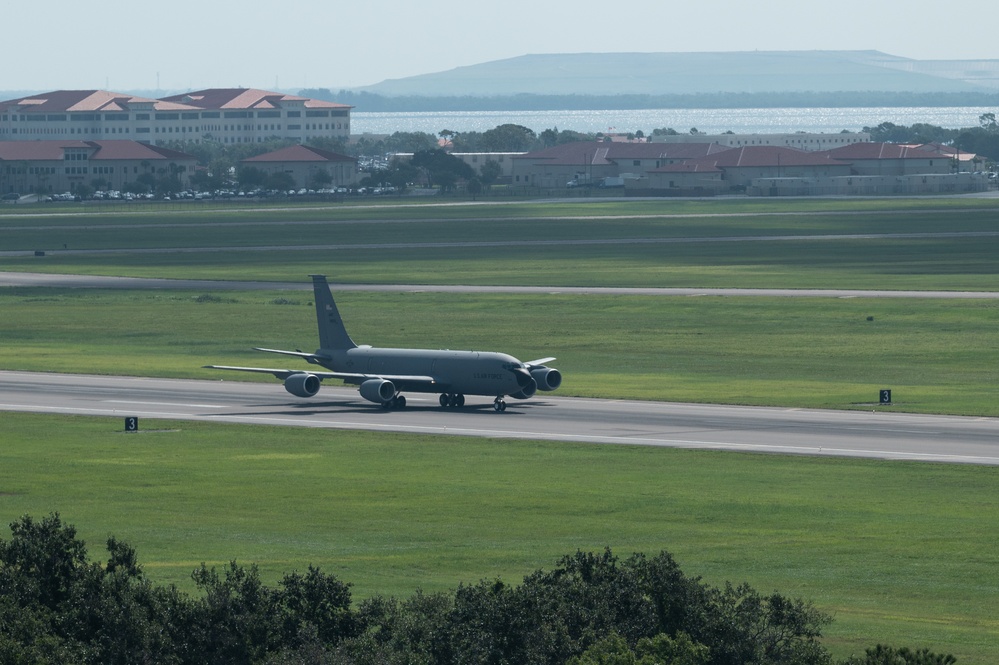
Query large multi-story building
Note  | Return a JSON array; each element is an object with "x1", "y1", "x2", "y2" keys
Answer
[
  {"x1": 0, "y1": 88, "x2": 352, "y2": 146},
  {"x1": 0, "y1": 140, "x2": 198, "y2": 195}
]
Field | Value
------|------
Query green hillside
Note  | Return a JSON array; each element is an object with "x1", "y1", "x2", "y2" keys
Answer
[{"x1": 360, "y1": 50, "x2": 992, "y2": 97}]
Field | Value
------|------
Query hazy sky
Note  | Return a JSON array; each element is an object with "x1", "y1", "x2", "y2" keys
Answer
[{"x1": 6, "y1": 0, "x2": 998, "y2": 93}]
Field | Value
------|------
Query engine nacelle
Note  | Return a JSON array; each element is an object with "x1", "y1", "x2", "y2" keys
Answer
[
  {"x1": 531, "y1": 367, "x2": 562, "y2": 391},
  {"x1": 284, "y1": 373, "x2": 321, "y2": 398},
  {"x1": 359, "y1": 378, "x2": 396, "y2": 404},
  {"x1": 510, "y1": 378, "x2": 537, "y2": 400}
]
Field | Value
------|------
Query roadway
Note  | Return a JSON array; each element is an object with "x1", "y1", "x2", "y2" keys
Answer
[{"x1": 1, "y1": 370, "x2": 997, "y2": 465}]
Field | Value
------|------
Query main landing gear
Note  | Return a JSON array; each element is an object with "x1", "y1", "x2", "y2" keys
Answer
[
  {"x1": 439, "y1": 393, "x2": 465, "y2": 408},
  {"x1": 381, "y1": 395, "x2": 407, "y2": 409}
]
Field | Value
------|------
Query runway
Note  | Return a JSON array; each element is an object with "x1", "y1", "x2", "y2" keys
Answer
[
  {"x1": 3, "y1": 272, "x2": 999, "y2": 299},
  {"x1": 2, "y1": 370, "x2": 997, "y2": 465}
]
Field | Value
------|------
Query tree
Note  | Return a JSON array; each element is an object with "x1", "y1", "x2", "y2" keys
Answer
[
  {"x1": 0, "y1": 518, "x2": 956, "y2": 665},
  {"x1": 309, "y1": 168, "x2": 333, "y2": 190},
  {"x1": 439, "y1": 129, "x2": 457, "y2": 147},
  {"x1": 466, "y1": 176, "x2": 483, "y2": 199},
  {"x1": 265, "y1": 171, "x2": 296, "y2": 192},
  {"x1": 568, "y1": 632, "x2": 638, "y2": 665},
  {"x1": 636, "y1": 632, "x2": 711, "y2": 665},
  {"x1": 410, "y1": 149, "x2": 474, "y2": 191},
  {"x1": 480, "y1": 123, "x2": 537, "y2": 151},
  {"x1": 479, "y1": 159, "x2": 503, "y2": 189},
  {"x1": 841, "y1": 644, "x2": 957, "y2": 664},
  {"x1": 237, "y1": 165, "x2": 267, "y2": 190}
]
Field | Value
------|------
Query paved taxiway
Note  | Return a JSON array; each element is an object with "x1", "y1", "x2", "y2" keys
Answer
[
  {"x1": 3, "y1": 272, "x2": 999, "y2": 299},
  {"x1": 2, "y1": 370, "x2": 997, "y2": 465}
]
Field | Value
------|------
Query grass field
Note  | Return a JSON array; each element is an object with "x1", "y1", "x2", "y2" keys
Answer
[
  {"x1": 1, "y1": 412, "x2": 996, "y2": 662},
  {"x1": 2, "y1": 198, "x2": 999, "y2": 290},
  {"x1": 2, "y1": 197, "x2": 998, "y2": 661},
  {"x1": 0, "y1": 288, "x2": 998, "y2": 415}
]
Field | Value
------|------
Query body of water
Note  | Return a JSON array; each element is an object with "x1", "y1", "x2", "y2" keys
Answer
[{"x1": 352, "y1": 107, "x2": 995, "y2": 136}]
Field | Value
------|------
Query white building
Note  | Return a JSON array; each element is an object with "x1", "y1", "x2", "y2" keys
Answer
[
  {"x1": 651, "y1": 132, "x2": 870, "y2": 152},
  {"x1": 0, "y1": 89, "x2": 352, "y2": 146}
]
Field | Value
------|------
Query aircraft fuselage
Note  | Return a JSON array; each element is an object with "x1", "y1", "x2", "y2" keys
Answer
[{"x1": 322, "y1": 347, "x2": 527, "y2": 397}]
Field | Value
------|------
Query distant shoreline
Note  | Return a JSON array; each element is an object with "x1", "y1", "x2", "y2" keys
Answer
[{"x1": 308, "y1": 91, "x2": 999, "y2": 113}]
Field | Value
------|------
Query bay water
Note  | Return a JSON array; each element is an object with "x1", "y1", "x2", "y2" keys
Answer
[{"x1": 352, "y1": 107, "x2": 996, "y2": 136}]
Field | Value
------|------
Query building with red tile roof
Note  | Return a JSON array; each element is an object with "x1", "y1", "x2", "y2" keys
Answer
[
  {"x1": 820, "y1": 142, "x2": 955, "y2": 175},
  {"x1": 510, "y1": 140, "x2": 988, "y2": 195},
  {"x1": 0, "y1": 88, "x2": 352, "y2": 147},
  {"x1": 0, "y1": 140, "x2": 197, "y2": 196},
  {"x1": 643, "y1": 145, "x2": 852, "y2": 190},
  {"x1": 241, "y1": 145, "x2": 358, "y2": 188},
  {"x1": 510, "y1": 140, "x2": 729, "y2": 188}
]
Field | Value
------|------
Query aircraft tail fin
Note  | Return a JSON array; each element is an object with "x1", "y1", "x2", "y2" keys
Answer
[{"x1": 311, "y1": 275, "x2": 357, "y2": 351}]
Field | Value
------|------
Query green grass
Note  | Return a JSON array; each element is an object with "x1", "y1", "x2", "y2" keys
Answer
[
  {"x1": 3, "y1": 197, "x2": 999, "y2": 660},
  {"x1": 1, "y1": 288, "x2": 997, "y2": 416},
  {"x1": 0, "y1": 412, "x2": 996, "y2": 662},
  {"x1": 2, "y1": 197, "x2": 999, "y2": 290}
]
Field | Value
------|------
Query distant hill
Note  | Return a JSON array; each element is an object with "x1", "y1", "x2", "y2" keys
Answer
[{"x1": 357, "y1": 51, "x2": 999, "y2": 97}]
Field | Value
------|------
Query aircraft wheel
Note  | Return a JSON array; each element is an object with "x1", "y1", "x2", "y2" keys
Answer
[
  {"x1": 395, "y1": 395, "x2": 406, "y2": 409},
  {"x1": 456, "y1": 393, "x2": 465, "y2": 407},
  {"x1": 381, "y1": 400, "x2": 393, "y2": 409},
  {"x1": 493, "y1": 398, "x2": 506, "y2": 412},
  {"x1": 439, "y1": 393, "x2": 450, "y2": 408}
]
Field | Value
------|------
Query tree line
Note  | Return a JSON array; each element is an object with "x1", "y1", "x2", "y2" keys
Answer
[
  {"x1": 1, "y1": 514, "x2": 956, "y2": 665},
  {"x1": 863, "y1": 113, "x2": 999, "y2": 163}
]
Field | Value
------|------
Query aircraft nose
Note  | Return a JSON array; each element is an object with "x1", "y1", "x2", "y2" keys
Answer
[{"x1": 511, "y1": 367, "x2": 534, "y2": 387}]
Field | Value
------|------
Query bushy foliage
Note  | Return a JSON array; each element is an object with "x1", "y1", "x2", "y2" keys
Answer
[{"x1": 0, "y1": 515, "x2": 957, "y2": 665}]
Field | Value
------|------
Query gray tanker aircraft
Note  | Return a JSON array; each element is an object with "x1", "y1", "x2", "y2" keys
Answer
[{"x1": 205, "y1": 275, "x2": 561, "y2": 412}]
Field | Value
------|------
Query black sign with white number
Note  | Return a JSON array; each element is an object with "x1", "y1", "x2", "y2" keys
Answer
[
  {"x1": 879, "y1": 389, "x2": 892, "y2": 404},
  {"x1": 125, "y1": 416, "x2": 139, "y2": 432}
]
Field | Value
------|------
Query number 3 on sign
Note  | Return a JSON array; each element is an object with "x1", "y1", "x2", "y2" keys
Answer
[{"x1": 125, "y1": 417, "x2": 138, "y2": 432}]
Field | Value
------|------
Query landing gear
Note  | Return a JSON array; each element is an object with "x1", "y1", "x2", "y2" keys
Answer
[
  {"x1": 439, "y1": 393, "x2": 465, "y2": 408},
  {"x1": 382, "y1": 395, "x2": 407, "y2": 409},
  {"x1": 493, "y1": 397, "x2": 507, "y2": 412}
]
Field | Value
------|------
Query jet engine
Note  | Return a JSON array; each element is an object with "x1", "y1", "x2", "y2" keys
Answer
[
  {"x1": 510, "y1": 381, "x2": 537, "y2": 400},
  {"x1": 359, "y1": 378, "x2": 396, "y2": 404},
  {"x1": 531, "y1": 367, "x2": 562, "y2": 391},
  {"x1": 284, "y1": 373, "x2": 321, "y2": 398}
]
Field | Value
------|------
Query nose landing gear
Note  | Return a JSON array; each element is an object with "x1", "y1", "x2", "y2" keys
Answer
[{"x1": 493, "y1": 397, "x2": 507, "y2": 412}]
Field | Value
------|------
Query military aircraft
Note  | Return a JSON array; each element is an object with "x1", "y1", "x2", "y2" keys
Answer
[{"x1": 204, "y1": 275, "x2": 561, "y2": 412}]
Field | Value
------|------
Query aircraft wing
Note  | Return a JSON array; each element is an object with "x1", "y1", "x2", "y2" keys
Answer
[
  {"x1": 524, "y1": 356, "x2": 556, "y2": 367},
  {"x1": 203, "y1": 365, "x2": 440, "y2": 388},
  {"x1": 253, "y1": 347, "x2": 329, "y2": 363}
]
